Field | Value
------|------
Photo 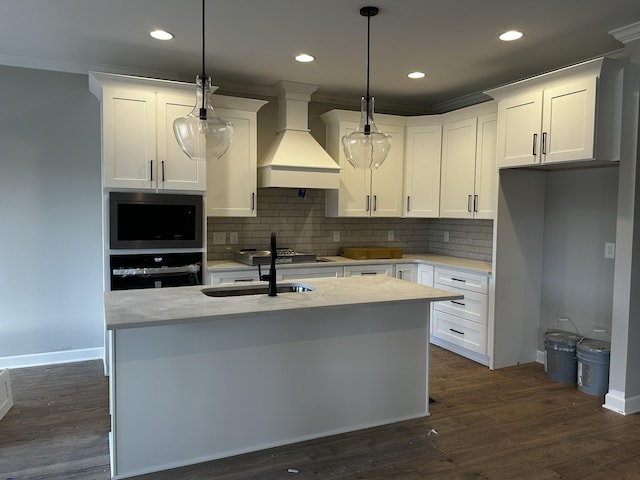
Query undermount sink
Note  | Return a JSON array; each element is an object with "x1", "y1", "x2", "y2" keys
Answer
[{"x1": 201, "y1": 282, "x2": 315, "y2": 297}]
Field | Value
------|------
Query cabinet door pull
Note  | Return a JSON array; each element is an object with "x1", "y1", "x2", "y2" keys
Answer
[
  {"x1": 150, "y1": 160, "x2": 153, "y2": 181},
  {"x1": 251, "y1": 192, "x2": 255, "y2": 211},
  {"x1": 398, "y1": 271, "x2": 403, "y2": 280},
  {"x1": 541, "y1": 132, "x2": 547, "y2": 155},
  {"x1": 467, "y1": 194, "x2": 472, "y2": 213},
  {"x1": 373, "y1": 195, "x2": 377, "y2": 212},
  {"x1": 451, "y1": 277, "x2": 466, "y2": 283},
  {"x1": 450, "y1": 328, "x2": 465, "y2": 336},
  {"x1": 161, "y1": 160, "x2": 165, "y2": 182},
  {"x1": 366, "y1": 195, "x2": 370, "y2": 212},
  {"x1": 473, "y1": 194, "x2": 478, "y2": 213},
  {"x1": 451, "y1": 300, "x2": 466, "y2": 306},
  {"x1": 407, "y1": 196, "x2": 411, "y2": 212},
  {"x1": 361, "y1": 271, "x2": 377, "y2": 276},
  {"x1": 532, "y1": 133, "x2": 538, "y2": 156},
  {"x1": 234, "y1": 278, "x2": 254, "y2": 283}
]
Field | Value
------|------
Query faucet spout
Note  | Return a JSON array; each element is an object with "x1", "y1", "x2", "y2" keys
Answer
[{"x1": 259, "y1": 232, "x2": 278, "y2": 296}]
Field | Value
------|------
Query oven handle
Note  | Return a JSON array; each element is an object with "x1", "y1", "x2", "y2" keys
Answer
[{"x1": 112, "y1": 263, "x2": 201, "y2": 278}]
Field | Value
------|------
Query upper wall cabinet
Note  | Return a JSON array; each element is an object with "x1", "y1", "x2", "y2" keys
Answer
[
  {"x1": 89, "y1": 72, "x2": 266, "y2": 201},
  {"x1": 205, "y1": 97, "x2": 267, "y2": 217},
  {"x1": 321, "y1": 110, "x2": 406, "y2": 217},
  {"x1": 486, "y1": 58, "x2": 624, "y2": 169},
  {"x1": 439, "y1": 103, "x2": 498, "y2": 219},
  {"x1": 403, "y1": 117, "x2": 442, "y2": 218}
]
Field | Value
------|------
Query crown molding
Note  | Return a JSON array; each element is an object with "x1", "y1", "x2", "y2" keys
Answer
[{"x1": 610, "y1": 22, "x2": 640, "y2": 44}]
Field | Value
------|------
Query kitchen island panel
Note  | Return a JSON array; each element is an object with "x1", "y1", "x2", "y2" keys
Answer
[{"x1": 110, "y1": 301, "x2": 429, "y2": 479}]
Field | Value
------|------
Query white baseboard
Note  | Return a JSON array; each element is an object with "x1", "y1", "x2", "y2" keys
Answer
[
  {"x1": 0, "y1": 369, "x2": 14, "y2": 420},
  {"x1": 604, "y1": 389, "x2": 640, "y2": 415},
  {"x1": 0, "y1": 347, "x2": 104, "y2": 369}
]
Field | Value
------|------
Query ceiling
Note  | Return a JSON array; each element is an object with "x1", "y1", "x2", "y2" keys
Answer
[{"x1": 2, "y1": 0, "x2": 640, "y2": 114}]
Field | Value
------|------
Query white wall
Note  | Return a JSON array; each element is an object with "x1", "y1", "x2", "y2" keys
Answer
[
  {"x1": 0, "y1": 66, "x2": 103, "y2": 367},
  {"x1": 539, "y1": 167, "x2": 618, "y2": 342}
]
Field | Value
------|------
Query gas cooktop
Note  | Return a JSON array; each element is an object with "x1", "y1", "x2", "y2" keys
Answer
[{"x1": 233, "y1": 249, "x2": 317, "y2": 266}]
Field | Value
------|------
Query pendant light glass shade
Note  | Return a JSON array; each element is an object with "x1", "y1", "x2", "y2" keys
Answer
[
  {"x1": 342, "y1": 6, "x2": 390, "y2": 170},
  {"x1": 173, "y1": 75, "x2": 233, "y2": 161},
  {"x1": 173, "y1": 0, "x2": 232, "y2": 161},
  {"x1": 342, "y1": 96, "x2": 391, "y2": 169}
]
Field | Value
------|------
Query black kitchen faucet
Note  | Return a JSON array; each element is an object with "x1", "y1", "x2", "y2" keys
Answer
[{"x1": 258, "y1": 232, "x2": 278, "y2": 296}]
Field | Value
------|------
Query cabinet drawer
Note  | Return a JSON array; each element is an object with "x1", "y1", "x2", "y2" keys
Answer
[
  {"x1": 344, "y1": 264, "x2": 394, "y2": 277},
  {"x1": 432, "y1": 286, "x2": 488, "y2": 325},
  {"x1": 208, "y1": 271, "x2": 259, "y2": 285},
  {"x1": 279, "y1": 266, "x2": 343, "y2": 280},
  {"x1": 431, "y1": 310, "x2": 487, "y2": 355},
  {"x1": 434, "y1": 267, "x2": 488, "y2": 294}
]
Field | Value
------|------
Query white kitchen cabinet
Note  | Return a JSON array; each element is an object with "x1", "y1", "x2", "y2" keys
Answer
[
  {"x1": 431, "y1": 266, "x2": 489, "y2": 365},
  {"x1": 403, "y1": 120, "x2": 442, "y2": 217},
  {"x1": 417, "y1": 264, "x2": 434, "y2": 287},
  {"x1": 208, "y1": 269, "x2": 260, "y2": 285},
  {"x1": 89, "y1": 72, "x2": 266, "y2": 199},
  {"x1": 487, "y1": 57, "x2": 624, "y2": 168},
  {"x1": 205, "y1": 97, "x2": 267, "y2": 217},
  {"x1": 90, "y1": 74, "x2": 206, "y2": 191},
  {"x1": 394, "y1": 263, "x2": 418, "y2": 282},
  {"x1": 321, "y1": 110, "x2": 406, "y2": 217},
  {"x1": 278, "y1": 265, "x2": 344, "y2": 281},
  {"x1": 343, "y1": 264, "x2": 394, "y2": 277},
  {"x1": 439, "y1": 104, "x2": 498, "y2": 219}
]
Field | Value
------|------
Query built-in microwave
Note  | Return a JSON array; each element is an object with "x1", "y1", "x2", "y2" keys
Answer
[{"x1": 109, "y1": 192, "x2": 203, "y2": 249}]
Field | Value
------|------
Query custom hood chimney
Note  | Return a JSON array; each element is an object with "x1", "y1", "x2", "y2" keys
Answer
[{"x1": 258, "y1": 81, "x2": 340, "y2": 189}]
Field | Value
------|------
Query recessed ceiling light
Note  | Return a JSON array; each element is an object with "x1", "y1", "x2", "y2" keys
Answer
[
  {"x1": 295, "y1": 53, "x2": 315, "y2": 63},
  {"x1": 407, "y1": 71, "x2": 426, "y2": 79},
  {"x1": 150, "y1": 29, "x2": 174, "y2": 41},
  {"x1": 499, "y1": 30, "x2": 523, "y2": 41}
]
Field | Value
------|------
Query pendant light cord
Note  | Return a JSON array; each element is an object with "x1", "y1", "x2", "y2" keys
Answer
[
  {"x1": 363, "y1": 8, "x2": 373, "y2": 134},
  {"x1": 200, "y1": 0, "x2": 206, "y2": 116}
]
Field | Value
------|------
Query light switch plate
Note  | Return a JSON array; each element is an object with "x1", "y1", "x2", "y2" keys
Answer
[
  {"x1": 229, "y1": 232, "x2": 239, "y2": 245},
  {"x1": 333, "y1": 231, "x2": 340, "y2": 242},
  {"x1": 604, "y1": 242, "x2": 615, "y2": 259},
  {"x1": 213, "y1": 232, "x2": 226, "y2": 245}
]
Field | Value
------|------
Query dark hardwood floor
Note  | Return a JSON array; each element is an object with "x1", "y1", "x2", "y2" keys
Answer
[{"x1": 2, "y1": 346, "x2": 639, "y2": 480}]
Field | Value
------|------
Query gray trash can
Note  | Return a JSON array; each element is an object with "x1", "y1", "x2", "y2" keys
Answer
[
  {"x1": 544, "y1": 331, "x2": 583, "y2": 383},
  {"x1": 577, "y1": 339, "x2": 611, "y2": 396}
]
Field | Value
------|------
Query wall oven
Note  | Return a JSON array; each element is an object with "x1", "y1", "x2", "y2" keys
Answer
[
  {"x1": 110, "y1": 252, "x2": 202, "y2": 290},
  {"x1": 109, "y1": 192, "x2": 203, "y2": 250}
]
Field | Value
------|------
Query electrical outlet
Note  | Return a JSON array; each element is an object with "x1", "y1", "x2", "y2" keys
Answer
[
  {"x1": 444, "y1": 231, "x2": 450, "y2": 243},
  {"x1": 229, "y1": 232, "x2": 239, "y2": 245},
  {"x1": 213, "y1": 232, "x2": 226, "y2": 245},
  {"x1": 604, "y1": 242, "x2": 615, "y2": 259},
  {"x1": 333, "y1": 231, "x2": 340, "y2": 242},
  {"x1": 387, "y1": 230, "x2": 394, "y2": 241}
]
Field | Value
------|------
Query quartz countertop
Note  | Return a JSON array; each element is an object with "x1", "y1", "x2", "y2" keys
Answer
[
  {"x1": 208, "y1": 253, "x2": 491, "y2": 275},
  {"x1": 105, "y1": 275, "x2": 463, "y2": 330}
]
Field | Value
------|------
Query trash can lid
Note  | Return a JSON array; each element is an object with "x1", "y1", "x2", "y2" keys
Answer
[
  {"x1": 544, "y1": 330, "x2": 583, "y2": 346},
  {"x1": 578, "y1": 339, "x2": 611, "y2": 353}
]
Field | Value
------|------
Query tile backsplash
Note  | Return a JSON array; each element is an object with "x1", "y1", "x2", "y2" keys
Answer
[{"x1": 207, "y1": 188, "x2": 493, "y2": 263}]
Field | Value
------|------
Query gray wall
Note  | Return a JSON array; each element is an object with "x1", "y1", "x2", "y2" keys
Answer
[
  {"x1": 0, "y1": 66, "x2": 103, "y2": 365},
  {"x1": 539, "y1": 167, "x2": 618, "y2": 342}
]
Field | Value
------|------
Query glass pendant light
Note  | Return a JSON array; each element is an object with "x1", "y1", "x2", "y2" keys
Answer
[
  {"x1": 173, "y1": 0, "x2": 233, "y2": 161},
  {"x1": 342, "y1": 6, "x2": 391, "y2": 170}
]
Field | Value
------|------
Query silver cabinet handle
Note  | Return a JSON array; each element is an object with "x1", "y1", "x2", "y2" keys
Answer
[
  {"x1": 373, "y1": 195, "x2": 377, "y2": 212},
  {"x1": 532, "y1": 133, "x2": 538, "y2": 156},
  {"x1": 407, "y1": 196, "x2": 411, "y2": 212},
  {"x1": 467, "y1": 195, "x2": 472, "y2": 213},
  {"x1": 473, "y1": 194, "x2": 478, "y2": 213},
  {"x1": 366, "y1": 195, "x2": 370, "y2": 212},
  {"x1": 542, "y1": 132, "x2": 547, "y2": 155},
  {"x1": 251, "y1": 192, "x2": 255, "y2": 211}
]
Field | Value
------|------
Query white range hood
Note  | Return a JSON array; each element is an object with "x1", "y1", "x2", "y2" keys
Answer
[{"x1": 258, "y1": 81, "x2": 340, "y2": 189}]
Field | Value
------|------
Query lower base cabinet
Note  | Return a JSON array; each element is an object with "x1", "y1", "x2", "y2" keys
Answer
[{"x1": 431, "y1": 267, "x2": 489, "y2": 366}]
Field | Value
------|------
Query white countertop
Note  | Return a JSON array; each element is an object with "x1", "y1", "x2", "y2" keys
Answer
[
  {"x1": 208, "y1": 253, "x2": 492, "y2": 275},
  {"x1": 105, "y1": 275, "x2": 463, "y2": 330}
]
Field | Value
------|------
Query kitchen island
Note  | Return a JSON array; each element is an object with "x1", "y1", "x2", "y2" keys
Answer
[{"x1": 105, "y1": 276, "x2": 461, "y2": 479}]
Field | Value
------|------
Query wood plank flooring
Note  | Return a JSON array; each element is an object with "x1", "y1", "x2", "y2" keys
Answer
[{"x1": 1, "y1": 346, "x2": 639, "y2": 479}]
